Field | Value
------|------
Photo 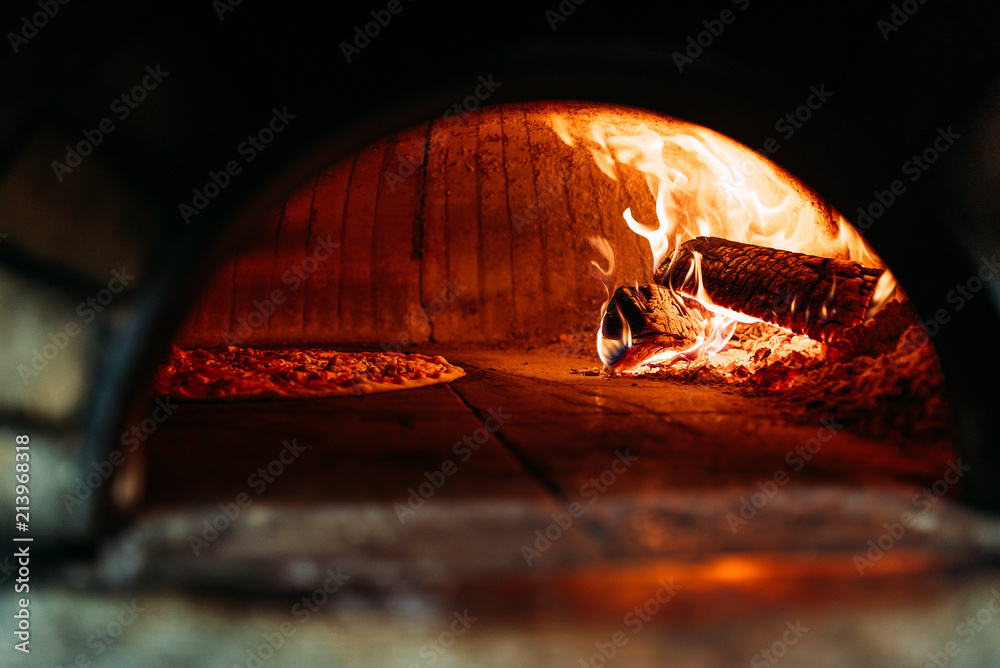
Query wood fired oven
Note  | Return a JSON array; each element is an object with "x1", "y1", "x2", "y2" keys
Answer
[{"x1": 3, "y1": 2, "x2": 1000, "y2": 666}]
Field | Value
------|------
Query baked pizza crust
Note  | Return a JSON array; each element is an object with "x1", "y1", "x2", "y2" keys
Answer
[{"x1": 155, "y1": 346, "x2": 466, "y2": 400}]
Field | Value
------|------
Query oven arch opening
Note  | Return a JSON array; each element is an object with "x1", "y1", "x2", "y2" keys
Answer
[{"x1": 121, "y1": 102, "x2": 966, "y2": 580}]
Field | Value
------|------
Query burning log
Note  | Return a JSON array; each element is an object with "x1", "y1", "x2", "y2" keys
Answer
[
  {"x1": 655, "y1": 236, "x2": 885, "y2": 342},
  {"x1": 600, "y1": 283, "x2": 707, "y2": 369},
  {"x1": 609, "y1": 283, "x2": 703, "y2": 344}
]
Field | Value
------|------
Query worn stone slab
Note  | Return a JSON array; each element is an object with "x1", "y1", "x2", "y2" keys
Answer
[
  {"x1": 98, "y1": 487, "x2": 1000, "y2": 594},
  {"x1": 443, "y1": 349, "x2": 957, "y2": 498},
  {"x1": 142, "y1": 383, "x2": 546, "y2": 508},
  {"x1": 13, "y1": 573, "x2": 1000, "y2": 668},
  {"x1": 0, "y1": 265, "x2": 99, "y2": 422}
]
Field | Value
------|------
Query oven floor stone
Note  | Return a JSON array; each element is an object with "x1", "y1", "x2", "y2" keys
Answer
[
  {"x1": 142, "y1": 347, "x2": 957, "y2": 510},
  {"x1": 44, "y1": 347, "x2": 983, "y2": 667}
]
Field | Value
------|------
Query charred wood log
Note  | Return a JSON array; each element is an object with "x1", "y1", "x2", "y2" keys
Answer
[
  {"x1": 601, "y1": 283, "x2": 705, "y2": 368},
  {"x1": 655, "y1": 236, "x2": 884, "y2": 342},
  {"x1": 607, "y1": 283, "x2": 702, "y2": 344}
]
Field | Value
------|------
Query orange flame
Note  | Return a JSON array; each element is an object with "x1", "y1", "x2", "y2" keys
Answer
[
  {"x1": 589, "y1": 236, "x2": 634, "y2": 366},
  {"x1": 554, "y1": 106, "x2": 897, "y2": 371}
]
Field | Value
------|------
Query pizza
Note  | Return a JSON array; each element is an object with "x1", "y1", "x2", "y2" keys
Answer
[{"x1": 154, "y1": 345, "x2": 466, "y2": 400}]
